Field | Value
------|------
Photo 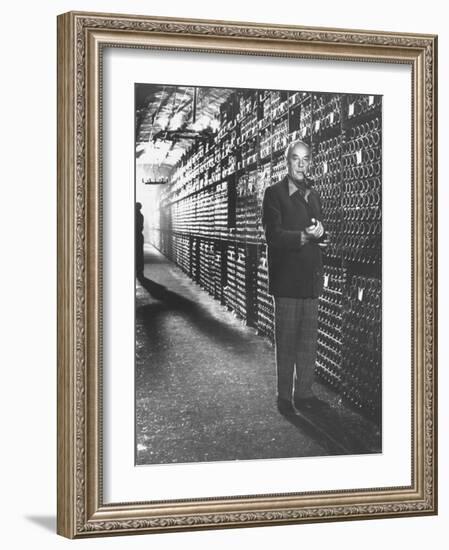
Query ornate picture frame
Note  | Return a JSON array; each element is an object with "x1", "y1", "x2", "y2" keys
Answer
[{"x1": 57, "y1": 11, "x2": 437, "y2": 538}]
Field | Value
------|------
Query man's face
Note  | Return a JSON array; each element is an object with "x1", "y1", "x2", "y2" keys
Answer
[{"x1": 287, "y1": 143, "x2": 310, "y2": 182}]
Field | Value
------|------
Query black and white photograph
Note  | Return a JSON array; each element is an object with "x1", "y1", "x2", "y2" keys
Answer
[{"x1": 134, "y1": 84, "x2": 383, "y2": 465}]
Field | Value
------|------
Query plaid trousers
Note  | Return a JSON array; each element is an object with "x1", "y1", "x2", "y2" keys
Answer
[{"x1": 274, "y1": 297, "x2": 318, "y2": 402}]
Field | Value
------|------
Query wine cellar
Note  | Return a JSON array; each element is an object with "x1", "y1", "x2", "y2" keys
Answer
[{"x1": 138, "y1": 86, "x2": 382, "y2": 424}]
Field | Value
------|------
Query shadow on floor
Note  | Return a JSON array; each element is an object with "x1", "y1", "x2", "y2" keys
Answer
[
  {"x1": 137, "y1": 275, "x2": 167, "y2": 299},
  {"x1": 282, "y1": 411, "x2": 347, "y2": 455},
  {"x1": 136, "y1": 249, "x2": 381, "y2": 458},
  {"x1": 137, "y1": 275, "x2": 261, "y2": 350},
  {"x1": 282, "y1": 397, "x2": 380, "y2": 455}
]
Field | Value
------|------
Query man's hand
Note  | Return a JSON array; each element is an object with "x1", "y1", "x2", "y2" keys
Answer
[
  {"x1": 299, "y1": 231, "x2": 310, "y2": 246},
  {"x1": 305, "y1": 218, "x2": 324, "y2": 240}
]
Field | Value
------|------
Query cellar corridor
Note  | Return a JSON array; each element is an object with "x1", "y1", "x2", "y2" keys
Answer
[{"x1": 135, "y1": 244, "x2": 381, "y2": 465}]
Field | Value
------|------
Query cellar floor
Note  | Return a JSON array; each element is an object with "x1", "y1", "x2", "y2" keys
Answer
[{"x1": 136, "y1": 244, "x2": 381, "y2": 465}]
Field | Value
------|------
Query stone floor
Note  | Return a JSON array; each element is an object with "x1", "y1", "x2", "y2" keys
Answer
[{"x1": 135, "y1": 244, "x2": 381, "y2": 465}]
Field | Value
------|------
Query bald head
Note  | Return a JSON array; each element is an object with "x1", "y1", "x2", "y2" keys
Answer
[{"x1": 285, "y1": 140, "x2": 311, "y2": 183}]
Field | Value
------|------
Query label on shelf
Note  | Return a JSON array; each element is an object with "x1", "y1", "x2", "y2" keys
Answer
[
  {"x1": 369, "y1": 95, "x2": 374, "y2": 106},
  {"x1": 349, "y1": 103, "x2": 355, "y2": 117}
]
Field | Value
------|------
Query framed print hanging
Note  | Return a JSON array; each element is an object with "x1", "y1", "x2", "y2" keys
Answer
[{"x1": 57, "y1": 11, "x2": 438, "y2": 538}]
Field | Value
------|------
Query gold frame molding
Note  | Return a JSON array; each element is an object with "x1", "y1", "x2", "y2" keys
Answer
[{"x1": 57, "y1": 11, "x2": 438, "y2": 538}]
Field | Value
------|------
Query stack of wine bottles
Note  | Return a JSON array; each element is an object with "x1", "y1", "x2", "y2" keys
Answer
[
  {"x1": 341, "y1": 275, "x2": 382, "y2": 419},
  {"x1": 316, "y1": 265, "x2": 346, "y2": 389},
  {"x1": 341, "y1": 116, "x2": 382, "y2": 265},
  {"x1": 256, "y1": 248, "x2": 275, "y2": 341}
]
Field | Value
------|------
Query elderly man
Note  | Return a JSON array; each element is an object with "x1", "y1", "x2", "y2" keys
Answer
[{"x1": 262, "y1": 140, "x2": 325, "y2": 416}]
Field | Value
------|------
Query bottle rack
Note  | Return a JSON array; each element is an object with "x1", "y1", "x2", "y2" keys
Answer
[
  {"x1": 341, "y1": 275, "x2": 382, "y2": 420},
  {"x1": 316, "y1": 264, "x2": 346, "y2": 398},
  {"x1": 256, "y1": 246, "x2": 275, "y2": 341}
]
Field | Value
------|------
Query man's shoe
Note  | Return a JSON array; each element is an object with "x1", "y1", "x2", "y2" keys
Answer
[
  {"x1": 277, "y1": 397, "x2": 296, "y2": 417},
  {"x1": 294, "y1": 396, "x2": 321, "y2": 412}
]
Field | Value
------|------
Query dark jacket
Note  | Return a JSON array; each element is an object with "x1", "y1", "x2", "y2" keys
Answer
[{"x1": 261, "y1": 176, "x2": 325, "y2": 298}]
